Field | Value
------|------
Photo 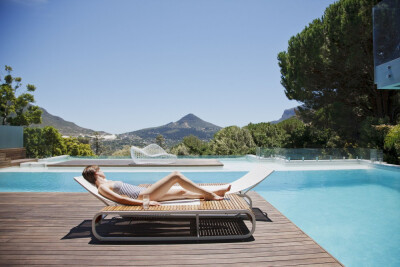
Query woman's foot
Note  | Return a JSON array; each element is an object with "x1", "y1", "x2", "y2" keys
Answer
[
  {"x1": 204, "y1": 192, "x2": 224, "y2": 201},
  {"x1": 213, "y1": 184, "x2": 231, "y2": 197}
]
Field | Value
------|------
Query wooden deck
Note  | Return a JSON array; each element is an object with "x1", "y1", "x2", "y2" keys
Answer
[
  {"x1": 0, "y1": 192, "x2": 343, "y2": 266},
  {"x1": 49, "y1": 158, "x2": 223, "y2": 167}
]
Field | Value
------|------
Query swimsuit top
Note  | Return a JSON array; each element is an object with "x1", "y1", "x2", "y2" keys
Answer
[{"x1": 112, "y1": 181, "x2": 146, "y2": 199}]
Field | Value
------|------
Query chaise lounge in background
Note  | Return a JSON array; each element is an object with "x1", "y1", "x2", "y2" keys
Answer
[{"x1": 130, "y1": 144, "x2": 177, "y2": 164}]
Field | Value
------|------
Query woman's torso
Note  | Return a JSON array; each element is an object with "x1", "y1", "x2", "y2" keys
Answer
[{"x1": 111, "y1": 181, "x2": 147, "y2": 199}]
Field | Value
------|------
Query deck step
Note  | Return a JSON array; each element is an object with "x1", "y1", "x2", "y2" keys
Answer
[
  {"x1": 0, "y1": 158, "x2": 12, "y2": 167},
  {"x1": 11, "y1": 158, "x2": 38, "y2": 166}
]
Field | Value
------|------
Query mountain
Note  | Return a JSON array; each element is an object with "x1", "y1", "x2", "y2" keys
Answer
[
  {"x1": 34, "y1": 107, "x2": 109, "y2": 136},
  {"x1": 120, "y1": 114, "x2": 222, "y2": 143},
  {"x1": 270, "y1": 107, "x2": 297, "y2": 124}
]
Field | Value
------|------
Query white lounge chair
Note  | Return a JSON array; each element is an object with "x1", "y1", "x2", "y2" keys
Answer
[
  {"x1": 74, "y1": 165, "x2": 273, "y2": 208},
  {"x1": 130, "y1": 144, "x2": 177, "y2": 164},
  {"x1": 74, "y1": 165, "x2": 274, "y2": 241}
]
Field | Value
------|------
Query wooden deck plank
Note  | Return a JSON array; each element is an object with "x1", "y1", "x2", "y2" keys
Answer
[{"x1": 0, "y1": 192, "x2": 343, "y2": 266}]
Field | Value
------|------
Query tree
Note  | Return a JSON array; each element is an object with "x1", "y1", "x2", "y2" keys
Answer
[
  {"x1": 277, "y1": 0, "x2": 400, "y2": 144},
  {"x1": 182, "y1": 135, "x2": 208, "y2": 155},
  {"x1": 170, "y1": 135, "x2": 209, "y2": 155},
  {"x1": 24, "y1": 126, "x2": 95, "y2": 158},
  {"x1": 24, "y1": 127, "x2": 45, "y2": 158},
  {"x1": 208, "y1": 126, "x2": 255, "y2": 155},
  {"x1": 245, "y1": 122, "x2": 287, "y2": 148},
  {"x1": 276, "y1": 117, "x2": 306, "y2": 148},
  {"x1": 111, "y1": 145, "x2": 131, "y2": 157},
  {"x1": 64, "y1": 137, "x2": 95, "y2": 156},
  {"x1": 170, "y1": 143, "x2": 190, "y2": 156},
  {"x1": 42, "y1": 126, "x2": 65, "y2": 156},
  {"x1": 0, "y1": 65, "x2": 42, "y2": 126},
  {"x1": 155, "y1": 134, "x2": 165, "y2": 149},
  {"x1": 92, "y1": 132, "x2": 103, "y2": 155},
  {"x1": 24, "y1": 126, "x2": 65, "y2": 158},
  {"x1": 384, "y1": 124, "x2": 400, "y2": 164}
]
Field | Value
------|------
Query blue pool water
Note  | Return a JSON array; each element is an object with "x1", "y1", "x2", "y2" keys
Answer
[
  {"x1": 257, "y1": 169, "x2": 400, "y2": 267},
  {"x1": 0, "y1": 168, "x2": 399, "y2": 266}
]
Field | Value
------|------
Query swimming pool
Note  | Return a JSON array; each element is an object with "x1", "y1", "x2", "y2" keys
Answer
[
  {"x1": 258, "y1": 168, "x2": 400, "y2": 267},
  {"x1": 0, "y1": 163, "x2": 399, "y2": 266}
]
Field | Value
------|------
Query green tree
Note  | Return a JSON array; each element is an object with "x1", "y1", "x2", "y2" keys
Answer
[
  {"x1": 24, "y1": 127, "x2": 45, "y2": 158},
  {"x1": 276, "y1": 117, "x2": 306, "y2": 148},
  {"x1": 301, "y1": 126, "x2": 342, "y2": 148},
  {"x1": 0, "y1": 65, "x2": 42, "y2": 126},
  {"x1": 182, "y1": 135, "x2": 208, "y2": 155},
  {"x1": 278, "y1": 0, "x2": 400, "y2": 144},
  {"x1": 170, "y1": 135, "x2": 209, "y2": 155},
  {"x1": 24, "y1": 126, "x2": 65, "y2": 157},
  {"x1": 245, "y1": 122, "x2": 287, "y2": 148},
  {"x1": 208, "y1": 126, "x2": 255, "y2": 155},
  {"x1": 24, "y1": 126, "x2": 95, "y2": 158},
  {"x1": 384, "y1": 124, "x2": 400, "y2": 164},
  {"x1": 155, "y1": 134, "x2": 165, "y2": 149},
  {"x1": 111, "y1": 145, "x2": 131, "y2": 157},
  {"x1": 41, "y1": 126, "x2": 65, "y2": 157},
  {"x1": 92, "y1": 132, "x2": 103, "y2": 155},
  {"x1": 170, "y1": 143, "x2": 190, "y2": 156},
  {"x1": 64, "y1": 137, "x2": 95, "y2": 156}
]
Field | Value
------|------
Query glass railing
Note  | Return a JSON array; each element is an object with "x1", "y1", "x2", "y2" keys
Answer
[{"x1": 256, "y1": 148, "x2": 383, "y2": 162}]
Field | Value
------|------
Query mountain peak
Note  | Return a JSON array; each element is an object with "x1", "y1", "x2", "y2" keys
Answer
[
  {"x1": 177, "y1": 113, "x2": 201, "y2": 123},
  {"x1": 123, "y1": 113, "x2": 222, "y2": 143}
]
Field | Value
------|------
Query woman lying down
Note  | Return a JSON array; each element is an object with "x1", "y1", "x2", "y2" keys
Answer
[{"x1": 82, "y1": 165, "x2": 231, "y2": 207}]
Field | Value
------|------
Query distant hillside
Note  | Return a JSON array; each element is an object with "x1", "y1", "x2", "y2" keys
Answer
[
  {"x1": 270, "y1": 107, "x2": 297, "y2": 124},
  {"x1": 120, "y1": 114, "x2": 222, "y2": 143},
  {"x1": 33, "y1": 107, "x2": 108, "y2": 136}
]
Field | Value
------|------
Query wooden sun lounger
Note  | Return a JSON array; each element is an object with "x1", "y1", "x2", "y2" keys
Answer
[
  {"x1": 92, "y1": 193, "x2": 255, "y2": 241},
  {"x1": 74, "y1": 166, "x2": 274, "y2": 241}
]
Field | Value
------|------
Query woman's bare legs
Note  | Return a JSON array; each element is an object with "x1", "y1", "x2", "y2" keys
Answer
[
  {"x1": 155, "y1": 186, "x2": 231, "y2": 201},
  {"x1": 138, "y1": 171, "x2": 230, "y2": 201}
]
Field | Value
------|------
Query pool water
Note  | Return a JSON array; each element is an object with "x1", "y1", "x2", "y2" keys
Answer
[
  {"x1": 257, "y1": 169, "x2": 400, "y2": 267},
  {"x1": 0, "y1": 167, "x2": 399, "y2": 266}
]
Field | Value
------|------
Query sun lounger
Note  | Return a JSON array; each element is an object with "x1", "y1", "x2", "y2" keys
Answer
[
  {"x1": 131, "y1": 144, "x2": 177, "y2": 164},
  {"x1": 74, "y1": 166, "x2": 274, "y2": 241}
]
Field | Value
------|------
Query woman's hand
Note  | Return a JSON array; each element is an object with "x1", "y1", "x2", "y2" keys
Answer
[{"x1": 149, "y1": 201, "x2": 161, "y2": 206}]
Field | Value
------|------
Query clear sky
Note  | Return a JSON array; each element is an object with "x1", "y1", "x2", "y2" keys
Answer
[{"x1": 0, "y1": 0, "x2": 336, "y2": 134}]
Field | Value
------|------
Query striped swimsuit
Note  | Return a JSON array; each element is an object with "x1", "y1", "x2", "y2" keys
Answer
[{"x1": 112, "y1": 181, "x2": 147, "y2": 199}]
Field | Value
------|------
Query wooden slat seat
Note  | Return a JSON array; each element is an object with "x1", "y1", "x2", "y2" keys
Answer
[{"x1": 102, "y1": 193, "x2": 250, "y2": 212}]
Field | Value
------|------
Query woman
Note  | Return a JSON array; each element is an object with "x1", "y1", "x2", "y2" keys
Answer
[{"x1": 82, "y1": 165, "x2": 231, "y2": 207}]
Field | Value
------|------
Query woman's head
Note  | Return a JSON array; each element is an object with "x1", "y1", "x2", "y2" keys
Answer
[{"x1": 82, "y1": 165, "x2": 100, "y2": 184}]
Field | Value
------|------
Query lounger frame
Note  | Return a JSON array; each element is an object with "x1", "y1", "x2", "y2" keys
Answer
[{"x1": 92, "y1": 194, "x2": 255, "y2": 241}]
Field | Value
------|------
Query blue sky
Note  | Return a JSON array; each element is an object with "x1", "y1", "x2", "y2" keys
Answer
[{"x1": 0, "y1": 0, "x2": 336, "y2": 134}]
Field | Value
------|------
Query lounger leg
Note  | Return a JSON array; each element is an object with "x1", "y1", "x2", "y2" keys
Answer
[
  {"x1": 94, "y1": 214, "x2": 104, "y2": 224},
  {"x1": 92, "y1": 212, "x2": 106, "y2": 241},
  {"x1": 246, "y1": 210, "x2": 256, "y2": 238},
  {"x1": 238, "y1": 193, "x2": 253, "y2": 209}
]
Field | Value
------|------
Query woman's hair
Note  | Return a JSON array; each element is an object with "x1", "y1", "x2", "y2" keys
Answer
[{"x1": 82, "y1": 165, "x2": 100, "y2": 184}]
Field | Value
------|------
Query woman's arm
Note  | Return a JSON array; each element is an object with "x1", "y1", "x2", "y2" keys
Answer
[{"x1": 98, "y1": 185, "x2": 144, "y2": 206}]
